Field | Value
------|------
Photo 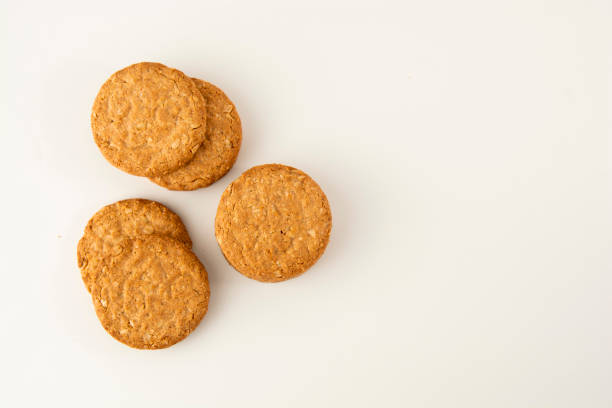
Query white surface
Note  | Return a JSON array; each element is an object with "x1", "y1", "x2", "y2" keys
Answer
[{"x1": 1, "y1": 0, "x2": 611, "y2": 406}]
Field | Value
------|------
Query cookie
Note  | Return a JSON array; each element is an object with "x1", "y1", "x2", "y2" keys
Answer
[
  {"x1": 149, "y1": 79, "x2": 242, "y2": 190},
  {"x1": 215, "y1": 164, "x2": 332, "y2": 282},
  {"x1": 77, "y1": 199, "x2": 192, "y2": 293},
  {"x1": 90, "y1": 235, "x2": 209, "y2": 349},
  {"x1": 91, "y1": 62, "x2": 206, "y2": 177}
]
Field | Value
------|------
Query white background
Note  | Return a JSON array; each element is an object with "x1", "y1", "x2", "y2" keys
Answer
[{"x1": 1, "y1": 0, "x2": 610, "y2": 406}]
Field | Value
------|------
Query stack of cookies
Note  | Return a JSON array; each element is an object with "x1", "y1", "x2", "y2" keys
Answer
[
  {"x1": 91, "y1": 62, "x2": 242, "y2": 190},
  {"x1": 77, "y1": 199, "x2": 209, "y2": 349},
  {"x1": 215, "y1": 164, "x2": 332, "y2": 282}
]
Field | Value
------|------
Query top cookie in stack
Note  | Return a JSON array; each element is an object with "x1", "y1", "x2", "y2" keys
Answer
[{"x1": 91, "y1": 62, "x2": 241, "y2": 190}]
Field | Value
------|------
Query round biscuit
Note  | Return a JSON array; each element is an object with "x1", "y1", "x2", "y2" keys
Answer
[
  {"x1": 90, "y1": 235, "x2": 209, "y2": 349},
  {"x1": 149, "y1": 78, "x2": 242, "y2": 190},
  {"x1": 91, "y1": 62, "x2": 206, "y2": 177},
  {"x1": 215, "y1": 164, "x2": 332, "y2": 282},
  {"x1": 77, "y1": 199, "x2": 192, "y2": 293}
]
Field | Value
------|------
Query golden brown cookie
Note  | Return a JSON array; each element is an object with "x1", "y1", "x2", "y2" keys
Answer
[
  {"x1": 77, "y1": 199, "x2": 192, "y2": 293},
  {"x1": 90, "y1": 235, "x2": 209, "y2": 349},
  {"x1": 149, "y1": 79, "x2": 242, "y2": 190},
  {"x1": 215, "y1": 164, "x2": 332, "y2": 282},
  {"x1": 91, "y1": 62, "x2": 206, "y2": 177}
]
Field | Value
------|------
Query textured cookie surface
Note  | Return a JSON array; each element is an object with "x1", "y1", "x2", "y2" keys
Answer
[
  {"x1": 149, "y1": 79, "x2": 242, "y2": 190},
  {"x1": 90, "y1": 235, "x2": 209, "y2": 349},
  {"x1": 91, "y1": 62, "x2": 206, "y2": 177},
  {"x1": 77, "y1": 199, "x2": 192, "y2": 292},
  {"x1": 215, "y1": 164, "x2": 332, "y2": 282}
]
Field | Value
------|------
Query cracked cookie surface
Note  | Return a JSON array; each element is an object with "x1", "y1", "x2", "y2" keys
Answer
[
  {"x1": 77, "y1": 199, "x2": 192, "y2": 293},
  {"x1": 150, "y1": 78, "x2": 242, "y2": 190},
  {"x1": 91, "y1": 235, "x2": 209, "y2": 349},
  {"x1": 91, "y1": 62, "x2": 206, "y2": 177},
  {"x1": 215, "y1": 164, "x2": 332, "y2": 282}
]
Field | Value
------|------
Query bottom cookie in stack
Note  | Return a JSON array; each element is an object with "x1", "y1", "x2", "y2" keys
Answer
[
  {"x1": 149, "y1": 78, "x2": 242, "y2": 191},
  {"x1": 77, "y1": 199, "x2": 193, "y2": 293}
]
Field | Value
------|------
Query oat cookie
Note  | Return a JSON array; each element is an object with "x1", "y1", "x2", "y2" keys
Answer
[
  {"x1": 91, "y1": 62, "x2": 206, "y2": 177},
  {"x1": 149, "y1": 79, "x2": 242, "y2": 190},
  {"x1": 91, "y1": 235, "x2": 209, "y2": 349},
  {"x1": 215, "y1": 164, "x2": 332, "y2": 282},
  {"x1": 77, "y1": 199, "x2": 192, "y2": 292}
]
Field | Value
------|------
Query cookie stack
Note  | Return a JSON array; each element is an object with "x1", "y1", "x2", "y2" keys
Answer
[
  {"x1": 77, "y1": 199, "x2": 209, "y2": 349},
  {"x1": 215, "y1": 164, "x2": 332, "y2": 282},
  {"x1": 92, "y1": 62, "x2": 241, "y2": 190}
]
